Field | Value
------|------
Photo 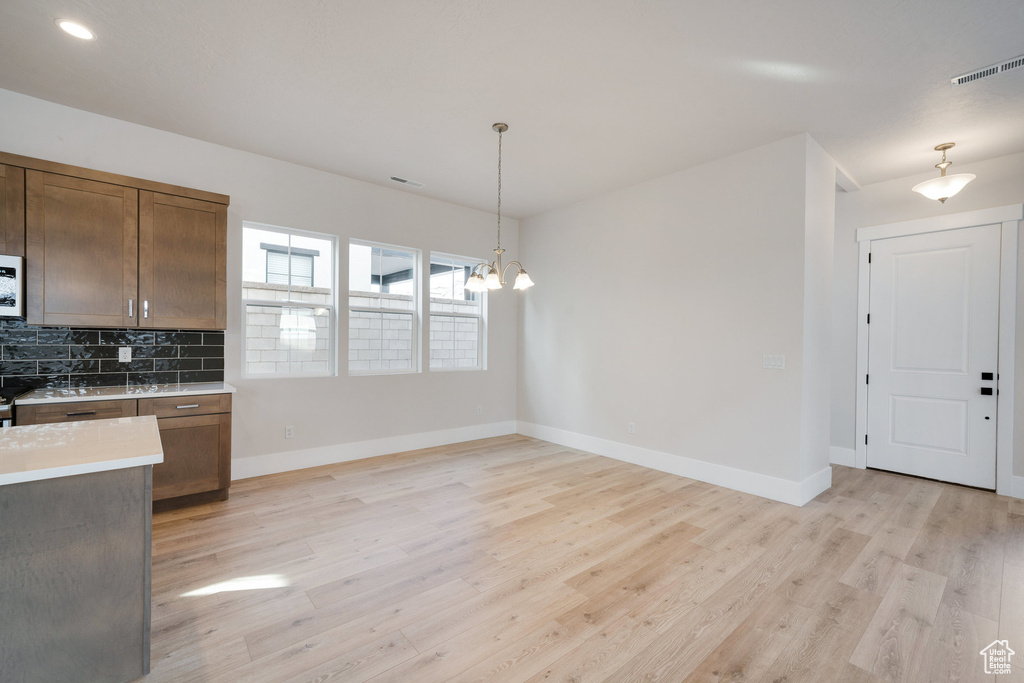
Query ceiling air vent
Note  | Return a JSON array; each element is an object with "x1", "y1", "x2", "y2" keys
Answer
[
  {"x1": 388, "y1": 176, "x2": 424, "y2": 188},
  {"x1": 951, "y1": 53, "x2": 1024, "y2": 86}
]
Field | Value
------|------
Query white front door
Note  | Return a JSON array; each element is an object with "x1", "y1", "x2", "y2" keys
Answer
[{"x1": 866, "y1": 224, "x2": 1001, "y2": 488}]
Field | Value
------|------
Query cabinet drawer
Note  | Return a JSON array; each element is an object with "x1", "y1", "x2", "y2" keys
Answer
[
  {"x1": 17, "y1": 399, "x2": 137, "y2": 425},
  {"x1": 138, "y1": 393, "x2": 231, "y2": 418}
]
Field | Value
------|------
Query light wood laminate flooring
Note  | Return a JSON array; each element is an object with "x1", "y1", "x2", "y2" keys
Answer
[{"x1": 138, "y1": 435, "x2": 1024, "y2": 682}]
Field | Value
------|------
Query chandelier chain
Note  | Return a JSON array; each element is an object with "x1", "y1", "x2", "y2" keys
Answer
[{"x1": 496, "y1": 128, "x2": 502, "y2": 251}]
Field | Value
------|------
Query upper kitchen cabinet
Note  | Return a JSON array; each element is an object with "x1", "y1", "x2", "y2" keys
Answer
[
  {"x1": 0, "y1": 164, "x2": 26, "y2": 256},
  {"x1": 26, "y1": 171, "x2": 138, "y2": 327},
  {"x1": 6, "y1": 151, "x2": 229, "y2": 330},
  {"x1": 139, "y1": 192, "x2": 226, "y2": 329}
]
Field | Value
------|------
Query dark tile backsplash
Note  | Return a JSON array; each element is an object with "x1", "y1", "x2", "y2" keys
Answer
[{"x1": 0, "y1": 319, "x2": 224, "y2": 390}]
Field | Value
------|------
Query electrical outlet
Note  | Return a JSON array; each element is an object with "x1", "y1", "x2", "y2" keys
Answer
[
  {"x1": 285, "y1": 426, "x2": 294, "y2": 439},
  {"x1": 628, "y1": 422, "x2": 635, "y2": 434},
  {"x1": 118, "y1": 347, "x2": 132, "y2": 363},
  {"x1": 762, "y1": 354, "x2": 786, "y2": 370},
  {"x1": 476, "y1": 405, "x2": 482, "y2": 416}
]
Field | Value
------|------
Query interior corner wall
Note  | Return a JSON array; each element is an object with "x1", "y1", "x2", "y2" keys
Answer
[
  {"x1": 800, "y1": 137, "x2": 836, "y2": 481},
  {"x1": 0, "y1": 88, "x2": 520, "y2": 474},
  {"x1": 831, "y1": 150, "x2": 1024, "y2": 477},
  {"x1": 517, "y1": 135, "x2": 814, "y2": 488}
]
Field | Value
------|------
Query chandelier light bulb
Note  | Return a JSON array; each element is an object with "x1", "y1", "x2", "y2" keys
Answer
[
  {"x1": 464, "y1": 273, "x2": 486, "y2": 292},
  {"x1": 513, "y1": 271, "x2": 534, "y2": 290}
]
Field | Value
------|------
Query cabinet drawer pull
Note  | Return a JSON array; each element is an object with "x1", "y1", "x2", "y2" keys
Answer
[
  {"x1": 176, "y1": 404, "x2": 201, "y2": 410},
  {"x1": 66, "y1": 410, "x2": 97, "y2": 417}
]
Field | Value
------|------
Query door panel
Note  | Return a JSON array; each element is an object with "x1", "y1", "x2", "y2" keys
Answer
[
  {"x1": 890, "y1": 247, "x2": 969, "y2": 372},
  {"x1": 0, "y1": 164, "x2": 26, "y2": 256},
  {"x1": 151, "y1": 412, "x2": 230, "y2": 501},
  {"x1": 889, "y1": 395, "x2": 967, "y2": 453},
  {"x1": 25, "y1": 171, "x2": 137, "y2": 327},
  {"x1": 866, "y1": 224, "x2": 1000, "y2": 488},
  {"x1": 138, "y1": 191, "x2": 226, "y2": 330}
]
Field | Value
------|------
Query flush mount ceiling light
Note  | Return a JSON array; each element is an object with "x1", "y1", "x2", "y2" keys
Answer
[
  {"x1": 911, "y1": 143, "x2": 975, "y2": 203},
  {"x1": 464, "y1": 123, "x2": 534, "y2": 293},
  {"x1": 57, "y1": 19, "x2": 95, "y2": 40}
]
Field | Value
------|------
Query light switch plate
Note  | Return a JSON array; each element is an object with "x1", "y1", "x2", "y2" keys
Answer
[
  {"x1": 118, "y1": 347, "x2": 132, "y2": 363},
  {"x1": 762, "y1": 354, "x2": 785, "y2": 370}
]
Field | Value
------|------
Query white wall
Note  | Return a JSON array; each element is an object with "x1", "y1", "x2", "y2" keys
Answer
[
  {"x1": 517, "y1": 134, "x2": 836, "y2": 503},
  {"x1": 831, "y1": 151, "x2": 1024, "y2": 476},
  {"x1": 0, "y1": 89, "x2": 519, "y2": 475},
  {"x1": 800, "y1": 139, "x2": 836, "y2": 481}
]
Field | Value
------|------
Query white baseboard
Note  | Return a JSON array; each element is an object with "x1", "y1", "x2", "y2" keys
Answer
[
  {"x1": 232, "y1": 420, "x2": 518, "y2": 481},
  {"x1": 1013, "y1": 475, "x2": 1024, "y2": 500},
  {"x1": 830, "y1": 446, "x2": 856, "y2": 467},
  {"x1": 517, "y1": 422, "x2": 831, "y2": 507}
]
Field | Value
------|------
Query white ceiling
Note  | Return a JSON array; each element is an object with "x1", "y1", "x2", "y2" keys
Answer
[{"x1": 1, "y1": 0, "x2": 1022, "y2": 218}]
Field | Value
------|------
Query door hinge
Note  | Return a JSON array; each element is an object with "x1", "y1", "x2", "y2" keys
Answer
[
  {"x1": 866, "y1": 374, "x2": 869, "y2": 384},
  {"x1": 865, "y1": 434, "x2": 868, "y2": 445},
  {"x1": 866, "y1": 313, "x2": 870, "y2": 324},
  {"x1": 868, "y1": 253, "x2": 872, "y2": 264}
]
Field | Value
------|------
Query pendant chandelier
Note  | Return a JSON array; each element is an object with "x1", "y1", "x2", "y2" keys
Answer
[
  {"x1": 464, "y1": 123, "x2": 534, "y2": 292},
  {"x1": 911, "y1": 142, "x2": 975, "y2": 203}
]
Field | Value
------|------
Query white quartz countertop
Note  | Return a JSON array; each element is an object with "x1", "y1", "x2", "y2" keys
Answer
[
  {"x1": 0, "y1": 415, "x2": 164, "y2": 486},
  {"x1": 17, "y1": 382, "x2": 236, "y2": 405}
]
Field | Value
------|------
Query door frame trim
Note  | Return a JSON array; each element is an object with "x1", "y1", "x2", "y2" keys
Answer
[{"x1": 854, "y1": 204, "x2": 1023, "y2": 496}]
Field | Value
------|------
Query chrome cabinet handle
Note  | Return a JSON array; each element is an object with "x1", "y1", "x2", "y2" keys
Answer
[
  {"x1": 143, "y1": 300, "x2": 149, "y2": 319},
  {"x1": 176, "y1": 404, "x2": 200, "y2": 410},
  {"x1": 128, "y1": 299, "x2": 133, "y2": 318},
  {"x1": 66, "y1": 410, "x2": 97, "y2": 417}
]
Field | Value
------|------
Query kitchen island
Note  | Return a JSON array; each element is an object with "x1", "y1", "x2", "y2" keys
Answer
[{"x1": 0, "y1": 416, "x2": 163, "y2": 683}]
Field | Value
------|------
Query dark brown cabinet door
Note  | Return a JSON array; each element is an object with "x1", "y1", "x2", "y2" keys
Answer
[
  {"x1": 25, "y1": 171, "x2": 138, "y2": 327},
  {"x1": 139, "y1": 191, "x2": 226, "y2": 330},
  {"x1": 151, "y1": 412, "x2": 231, "y2": 502},
  {"x1": 0, "y1": 164, "x2": 26, "y2": 256}
]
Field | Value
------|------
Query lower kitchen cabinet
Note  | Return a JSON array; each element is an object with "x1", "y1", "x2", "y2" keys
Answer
[
  {"x1": 139, "y1": 394, "x2": 231, "y2": 512},
  {"x1": 147, "y1": 413, "x2": 231, "y2": 509},
  {"x1": 17, "y1": 392, "x2": 231, "y2": 511}
]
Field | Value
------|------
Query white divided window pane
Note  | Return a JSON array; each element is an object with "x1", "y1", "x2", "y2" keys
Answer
[
  {"x1": 429, "y1": 253, "x2": 483, "y2": 370},
  {"x1": 245, "y1": 304, "x2": 333, "y2": 375},
  {"x1": 242, "y1": 222, "x2": 337, "y2": 378},
  {"x1": 349, "y1": 241, "x2": 419, "y2": 374},
  {"x1": 266, "y1": 251, "x2": 314, "y2": 287}
]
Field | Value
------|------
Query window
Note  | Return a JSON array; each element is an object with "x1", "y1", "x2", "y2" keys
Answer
[
  {"x1": 429, "y1": 253, "x2": 485, "y2": 370},
  {"x1": 242, "y1": 223, "x2": 336, "y2": 377},
  {"x1": 349, "y1": 241, "x2": 419, "y2": 374}
]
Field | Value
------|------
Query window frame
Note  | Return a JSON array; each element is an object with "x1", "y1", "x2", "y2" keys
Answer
[
  {"x1": 428, "y1": 251, "x2": 487, "y2": 372},
  {"x1": 241, "y1": 221, "x2": 338, "y2": 380},
  {"x1": 348, "y1": 238, "x2": 422, "y2": 376}
]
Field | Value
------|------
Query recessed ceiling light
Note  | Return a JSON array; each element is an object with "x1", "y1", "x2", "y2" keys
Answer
[{"x1": 57, "y1": 20, "x2": 95, "y2": 40}]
